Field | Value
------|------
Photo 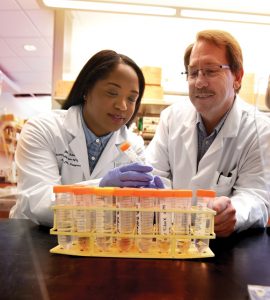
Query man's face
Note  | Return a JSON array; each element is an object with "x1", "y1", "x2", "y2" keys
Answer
[{"x1": 188, "y1": 40, "x2": 243, "y2": 123}]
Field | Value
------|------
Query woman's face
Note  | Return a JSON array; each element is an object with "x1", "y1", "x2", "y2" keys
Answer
[{"x1": 83, "y1": 63, "x2": 139, "y2": 137}]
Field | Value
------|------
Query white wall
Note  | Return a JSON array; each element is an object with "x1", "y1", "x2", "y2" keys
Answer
[
  {"x1": 0, "y1": 93, "x2": 52, "y2": 120},
  {"x1": 65, "y1": 11, "x2": 270, "y2": 100}
]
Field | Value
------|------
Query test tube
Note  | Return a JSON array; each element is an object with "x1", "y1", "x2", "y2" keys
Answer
[
  {"x1": 135, "y1": 189, "x2": 156, "y2": 253},
  {"x1": 115, "y1": 188, "x2": 136, "y2": 252},
  {"x1": 94, "y1": 187, "x2": 115, "y2": 252},
  {"x1": 119, "y1": 141, "x2": 145, "y2": 164},
  {"x1": 194, "y1": 189, "x2": 216, "y2": 253},
  {"x1": 53, "y1": 185, "x2": 74, "y2": 250},
  {"x1": 194, "y1": 189, "x2": 216, "y2": 236},
  {"x1": 173, "y1": 190, "x2": 193, "y2": 234},
  {"x1": 194, "y1": 190, "x2": 216, "y2": 253},
  {"x1": 173, "y1": 190, "x2": 193, "y2": 254},
  {"x1": 155, "y1": 189, "x2": 174, "y2": 253},
  {"x1": 73, "y1": 187, "x2": 95, "y2": 251}
]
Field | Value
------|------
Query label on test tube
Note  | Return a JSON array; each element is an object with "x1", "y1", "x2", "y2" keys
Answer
[
  {"x1": 160, "y1": 203, "x2": 171, "y2": 235},
  {"x1": 156, "y1": 190, "x2": 174, "y2": 235},
  {"x1": 119, "y1": 141, "x2": 145, "y2": 164},
  {"x1": 155, "y1": 190, "x2": 174, "y2": 254}
]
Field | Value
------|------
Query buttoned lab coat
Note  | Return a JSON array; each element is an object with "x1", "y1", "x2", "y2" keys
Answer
[
  {"x1": 146, "y1": 97, "x2": 270, "y2": 231},
  {"x1": 10, "y1": 105, "x2": 145, "y2": 226}
]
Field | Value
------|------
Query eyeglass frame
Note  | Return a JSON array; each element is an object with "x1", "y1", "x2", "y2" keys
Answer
[{"x1": 181, "y1": 64, "x2": 230, "y2": 80}]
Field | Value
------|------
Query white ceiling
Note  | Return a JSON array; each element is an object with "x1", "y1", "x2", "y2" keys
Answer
[
  {"x1": 0, "y1": 0, "x2": 54, "y2": 95},
  {"x1": 1, "y1": 0, "x2": 270, "y2": 97}
]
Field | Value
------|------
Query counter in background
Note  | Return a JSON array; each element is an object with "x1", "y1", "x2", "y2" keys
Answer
[{"x1": 0, "y1": 184, "x2": 16, "y2": 218}]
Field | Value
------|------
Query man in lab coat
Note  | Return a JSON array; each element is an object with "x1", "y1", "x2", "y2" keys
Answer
[{"x1": 146, "y1": 30, "x2": 270, "y2": 237}]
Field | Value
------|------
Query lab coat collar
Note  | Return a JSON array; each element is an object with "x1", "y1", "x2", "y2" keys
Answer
[
  {"x1": 220, "y1": 96, "x2": 243, "y2": 139},
  {"x1": 63, "y1": 105, "x2": 82, "y2": 137},
  {"x1": 181, "y1": 96, "x2": 247, "y2": 173},
  {"x1": 182, "y1": 108, "x2": 198, "y2": 176},
  {"x1": 63, "y1": 106, "x2": 90, "y2": 179},
  {"x1": 198, "y1": 96, "x2": 247, "y2": 167},
  {"x1": 181, "y1": 95, "x2": 245, "y2": 139}
]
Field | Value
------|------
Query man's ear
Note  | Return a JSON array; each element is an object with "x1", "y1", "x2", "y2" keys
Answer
[{"x1": 233, "y1": 69, "x2": 244, "y2": 90}]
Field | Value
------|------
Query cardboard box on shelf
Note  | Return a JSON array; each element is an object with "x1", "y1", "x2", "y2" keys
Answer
[
  {"x1": 239, "y1": 73, "x2": 255, "y2": 105},
  {"x1": 54, "y1": 80, "x2": 74, "y2": 99},
  {"x1": 143, "y1": 85, "x2": 164, "y2": 100},
  {"x1": 141, "y1": 66, "x2": 162, "y2": 86}
]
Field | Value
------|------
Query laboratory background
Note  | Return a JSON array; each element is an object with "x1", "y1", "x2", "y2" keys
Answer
[
  {"x1": 1, "y1": 1, "x2": 270, "y2": 299},
  {"x1": 1, "y1": 0, "x2": 270, "y2": 209}
]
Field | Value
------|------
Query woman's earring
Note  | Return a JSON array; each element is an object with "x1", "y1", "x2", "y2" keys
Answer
[{"x1": 83, "y1": 95, "x2": 86, "y2": 102}]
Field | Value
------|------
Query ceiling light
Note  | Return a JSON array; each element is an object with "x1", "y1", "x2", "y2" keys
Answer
[
  {"x1": 42, "y1": 0, "x2": 176, "y2": 16},
  {"x1": 180, "y1": 9, "x2": 270, "y2": 25},
  {"x1": 23, "y1": 44, "x2": 37, "y2": 52}
]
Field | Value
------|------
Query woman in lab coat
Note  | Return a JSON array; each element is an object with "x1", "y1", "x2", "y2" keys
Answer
[
  {"x1": 146, "y1": 30, "x2": 270, "y2": 237},
  {"x1": 10, "y1": 50, "x2": 161, "y2": 226}
]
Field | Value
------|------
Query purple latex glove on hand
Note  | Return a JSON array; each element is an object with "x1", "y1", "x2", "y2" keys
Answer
[
  {"x1": 100, "y1": 163, "x2": 154, "y2": 188},
  {"x1": 146, "y1": 176, "x2": 165, "y2": 189}
]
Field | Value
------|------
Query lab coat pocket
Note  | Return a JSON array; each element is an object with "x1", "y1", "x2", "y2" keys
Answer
[{"x1": 213, "y1": 169, "x2": 237, "y2": 196}]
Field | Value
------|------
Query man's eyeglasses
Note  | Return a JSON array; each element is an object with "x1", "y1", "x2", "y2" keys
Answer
[{"x1": 182, "y1": 64, "x2": 230, "y2": 80}]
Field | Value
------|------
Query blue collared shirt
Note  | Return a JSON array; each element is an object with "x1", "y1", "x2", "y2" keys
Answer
[
  {"x1": 80, "y1": 106, "x2": 113, "y2": 173},
  {"x1": 196, "y1": 111, "x2": 229, "y2": 166}
]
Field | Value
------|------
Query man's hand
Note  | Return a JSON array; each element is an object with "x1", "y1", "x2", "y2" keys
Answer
[{"x1": 211, "y1": 196, "x2": 236, "y2": 237}]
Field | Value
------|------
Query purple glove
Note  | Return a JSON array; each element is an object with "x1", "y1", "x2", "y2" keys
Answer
[
  {"x1": 146, "y1": 176, "x2": 165, "y2": 189},
  {"x1": 99, "y1": 163, "x2": 154, "y2": 187}
]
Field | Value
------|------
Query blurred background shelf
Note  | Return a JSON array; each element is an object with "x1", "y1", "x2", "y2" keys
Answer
[{"x1": 0, "y1": 184, "x2": 17, "y2": 218}]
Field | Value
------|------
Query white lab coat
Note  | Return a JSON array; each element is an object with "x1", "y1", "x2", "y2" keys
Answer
[
  {"x1": 146, "y1": 97, "x2": 270, "y2": 231},
  {"x1": 10, "y1": 105, "x2": 144, "y2": 226}
]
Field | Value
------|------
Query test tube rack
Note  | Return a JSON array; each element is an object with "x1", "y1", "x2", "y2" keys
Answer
[{"x1": 50, "y1": 187, "x2": 216, "y2": 259}]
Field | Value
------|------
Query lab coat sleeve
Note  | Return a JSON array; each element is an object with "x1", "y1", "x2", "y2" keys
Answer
[
  {"x1": 145, "y1": 108, "x2": 172, "y2": 189},
  {"x1": 10, "y1": 118, "x2": 62, "y2": 226},
  {"x1": 232, "y1": 115, "x2": 270, "y2": 231}
]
